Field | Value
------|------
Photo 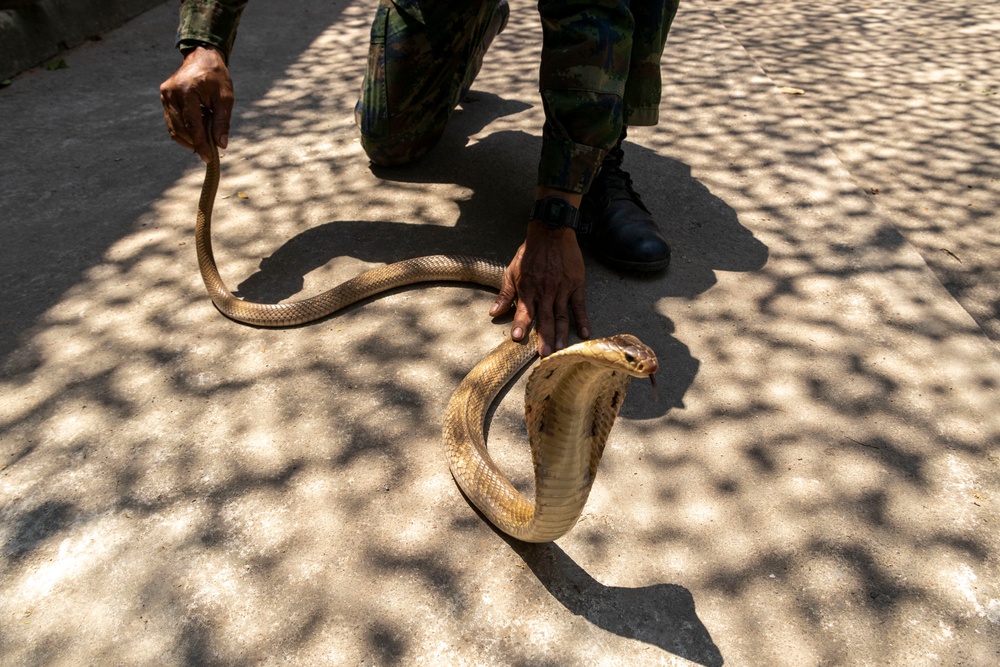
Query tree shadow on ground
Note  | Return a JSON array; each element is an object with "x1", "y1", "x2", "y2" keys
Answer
[
  {"x1": 235, "y1": 91, "x2": 767, "y2": 426},
  {"x1": 225, "y1": 89, "x2": 768, "y2": 666}
]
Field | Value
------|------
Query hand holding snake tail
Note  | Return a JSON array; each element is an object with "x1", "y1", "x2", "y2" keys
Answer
[{"x1": 194, "y1": 133, "x2": 659, "y2": 542}]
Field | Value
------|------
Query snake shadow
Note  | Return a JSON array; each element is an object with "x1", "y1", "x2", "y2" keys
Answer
[
  {"x1": 233, "y1": 91, "x2": 745, "y2": 663},
  {"x1": 233, "y1": 104, "x2": 748, "y2": 420},
  {"x1": 447, "y1": 487, "x2": 723, "y2": 665},
  {"x1": 505, "y1": 535, "x2": 724, "y2": 666}
]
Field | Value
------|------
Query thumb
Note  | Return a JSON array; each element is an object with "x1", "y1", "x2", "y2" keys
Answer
[{"x1": 489, "y1": 270, "x2": 517, "y2": 317}]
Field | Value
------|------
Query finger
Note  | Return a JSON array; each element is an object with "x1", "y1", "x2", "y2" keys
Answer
[
  {"x1": 553, "y1": 299, "x2": 571, "y2": 352},
  {"x1": 490, "y1": 270, "x2": 517, "y2": 318},
  {"x1": 165, "y1": 117, "x2": 197, "y2": 152},
  {"x1": 511, "y1": 297, "x2": 533, "y2": 342},
  {"x1": 212, "y1": 91, "x2": 233, "y2": 149},
  {"x1": 161, "y1": 91, "x2": 196, "y2": 150},
  {"x1": 534, "y1": 299, "x2": 556, "y2": 357},
  {"x1": 181, "y1": 102, "x2": 211, "y2": 163},
  {"x1": 569, "y1": 288, "x2": 590, "y2": 339}
]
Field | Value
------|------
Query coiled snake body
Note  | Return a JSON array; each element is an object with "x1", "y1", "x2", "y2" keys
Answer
[{"x1": 196, "y1": 140, "x2": 657, "y2": 542}]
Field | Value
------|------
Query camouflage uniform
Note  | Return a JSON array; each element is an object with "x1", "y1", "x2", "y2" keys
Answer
[
  {"x1": 536, "y1": 0, "x2": 679, "y2": 193},
  {"x1": 175, "y1": 0, "x2": 247, "y2": 62},
  {"x1": 175, "y1": 0, "x2": 680, "y2": 194},
  {"x1": 355, "y1": 0, "x2": 505, "y2": 167}
]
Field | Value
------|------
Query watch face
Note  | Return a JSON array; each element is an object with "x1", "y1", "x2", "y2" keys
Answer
[
  {"x1": 547, "y1": 198, "x2": 567, "y2": 217},
  {"x1": 544, "y1": 199, "x2": 567, "y2": 226},
  {"x1": 536, "y1": 197, "x2": 577, "y2": 229}
]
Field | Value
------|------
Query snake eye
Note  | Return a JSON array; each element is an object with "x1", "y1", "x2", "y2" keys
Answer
[{"x1": 624, "y1": 352, "x2": 636, "y2": 363}]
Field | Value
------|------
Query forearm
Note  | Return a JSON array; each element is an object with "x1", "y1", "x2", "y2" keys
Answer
[{"x1": 176, "y1": 0, "x2": 250, "y2": 63}]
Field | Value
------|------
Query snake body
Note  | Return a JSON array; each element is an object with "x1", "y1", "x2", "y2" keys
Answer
[{"x1": 196, "y1": 141, "x2": 658, "y2": 542}]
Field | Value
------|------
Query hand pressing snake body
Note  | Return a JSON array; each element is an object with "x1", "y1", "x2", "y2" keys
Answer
[{"x1": 194, "y1": 139, "x2": 657, "y2": 542}]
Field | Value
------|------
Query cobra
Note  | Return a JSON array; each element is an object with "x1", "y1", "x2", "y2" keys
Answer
[{"x1": 195, "y1": 138, "x2": 658, "y2": 542}]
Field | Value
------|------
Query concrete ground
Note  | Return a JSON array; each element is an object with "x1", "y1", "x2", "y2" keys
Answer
[
  {"x1": 1, "y1": 0, "x2": 998, "y2": 665},
  {"x1": 0, "y1": 0, "x2": 163, "y2": 80}
]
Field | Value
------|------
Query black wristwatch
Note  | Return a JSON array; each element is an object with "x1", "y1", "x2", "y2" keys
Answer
[{"x1": 530, "y1": 196, "x2": 590, "y2": 233}]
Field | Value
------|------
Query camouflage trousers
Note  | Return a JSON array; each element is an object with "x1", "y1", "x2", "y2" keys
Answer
[{"x1": 356, "y1": 0, "x2": 680, "y2": 193}]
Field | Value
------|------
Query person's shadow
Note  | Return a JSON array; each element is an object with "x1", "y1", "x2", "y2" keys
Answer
[{"x1": 236, "y1": 91, "x2": 767, "y2": 664}]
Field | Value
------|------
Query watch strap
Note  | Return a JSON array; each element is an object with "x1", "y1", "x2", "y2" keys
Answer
[{"x1": 530, "y1": 196, "x2": 590, "y2": 233}]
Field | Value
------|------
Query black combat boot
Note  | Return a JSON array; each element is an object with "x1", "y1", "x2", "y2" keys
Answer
[{"x1": 579, "y1": 127, "x2": 671, "y2": 272}]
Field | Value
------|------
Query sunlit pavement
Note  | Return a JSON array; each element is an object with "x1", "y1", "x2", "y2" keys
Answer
[{"x1": 1, "y1": 1, "x2": 997, "y2": 665}]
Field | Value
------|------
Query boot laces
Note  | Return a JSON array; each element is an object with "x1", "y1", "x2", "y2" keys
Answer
[{"x1": 598, "y1": 146, "x2": 648, "y2": 210}]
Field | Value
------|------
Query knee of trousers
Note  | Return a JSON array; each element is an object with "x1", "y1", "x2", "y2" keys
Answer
[
  {"x1": 356, "y1": 109, "x2": 447, "y2": 167},
  {"x1": 359, "y1": 135, "x2": 437, "y2": 167}
]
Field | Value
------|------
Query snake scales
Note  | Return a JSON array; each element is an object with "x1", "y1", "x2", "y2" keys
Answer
[{"x1": 195, "y1": 139, "x2": 658, "y2": 542}]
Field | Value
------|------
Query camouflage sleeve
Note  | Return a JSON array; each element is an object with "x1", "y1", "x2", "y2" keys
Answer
[
  {"x1": 176, "y1": 0, "x2": 250, "y2": 62},
  {"x1": 536, "y1": 0, "x2": 679, "y2": 194}
]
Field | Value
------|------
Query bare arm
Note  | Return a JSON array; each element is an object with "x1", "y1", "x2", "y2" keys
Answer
[{"x1": 490, "y1": 188, "x2": 591, "y2": 357}]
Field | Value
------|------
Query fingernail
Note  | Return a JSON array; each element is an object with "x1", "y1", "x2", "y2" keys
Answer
[
  {"x1": 581, "y1": 327, "x2": 590, "y2": 339},
  {"x1": 541, "y1": 345, "x2": 552, "y2": 357},
  {"x1": 512, "y1": 327, "x2": 523, "y2": 340},
  {"x1": 220, "y1": 134, "x2": 228, "y2": 147}
]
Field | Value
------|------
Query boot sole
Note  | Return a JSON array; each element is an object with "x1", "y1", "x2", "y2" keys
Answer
[{"x1": 597, "y1": 253, "x2": 671, "y2": 273}]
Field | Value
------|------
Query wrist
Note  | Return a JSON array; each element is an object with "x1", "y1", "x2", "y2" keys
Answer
[
  {"x1": 179, "y1": 40, "x2": 226, "y2": 63},
  {"x1": 535, "y1": 186, "x2": 582, "y2": 208},
  {"x1": 529, "y1": 189, "x2": 588, "y2": 233},
  {"x1": 526, "y1": 219, "x2": 578, "y2": 242}
]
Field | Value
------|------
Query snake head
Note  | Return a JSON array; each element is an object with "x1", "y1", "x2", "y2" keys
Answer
[
  {"x1": 609, "y1": 334, "x2": 658, "y2": 377},
  {"x1": 576, "y1": 333, "x2": 658, "y2": 378}
]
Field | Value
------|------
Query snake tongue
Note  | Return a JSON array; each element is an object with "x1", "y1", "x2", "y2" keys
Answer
[{"x1": 648, "y1": 373, "x2": 659, "y2": 402}]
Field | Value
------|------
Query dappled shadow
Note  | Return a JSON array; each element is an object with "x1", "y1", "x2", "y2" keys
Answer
[
  {"x1": 0, "y1": 0, "x2": 346, "y2": 366},
  {"x1": 709, "y1": 0, "x2": 1000, "y2": 342},
  {"x1": 1, "y1": 1, "x2": 1000, "y2": 666},
  {"x1": 3, "y1": 500, "x2": 77, "y2": 562},
  {"x1": 232, "y1": 110, "x2": 764, "y2": 423}
]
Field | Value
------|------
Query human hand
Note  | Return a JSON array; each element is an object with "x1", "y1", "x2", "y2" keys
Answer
[
  {"x1": 490, "y1": 220, "x2": 591, "y2": 357},
  {"x1": 159, "y1": 46, "x2": 233, "y2": 162}
]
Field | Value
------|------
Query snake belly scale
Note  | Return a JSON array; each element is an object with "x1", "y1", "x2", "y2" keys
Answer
[{"x1": 195, "y1": 140, "x2": 658, "y2": 542}]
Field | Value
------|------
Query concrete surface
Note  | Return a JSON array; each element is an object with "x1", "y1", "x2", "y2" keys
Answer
[
  {"x1": 0, "y1": 0, "x2": 998, "y2": 665},
  {"x1": 0, "y1": 0, "x2": 163, "y2": 80},
  {"x1": 711, "y1": 0, "x2": 1000, "y2": 344}
]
